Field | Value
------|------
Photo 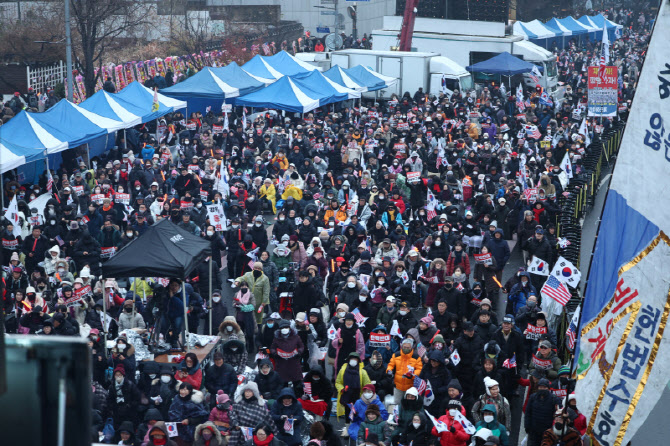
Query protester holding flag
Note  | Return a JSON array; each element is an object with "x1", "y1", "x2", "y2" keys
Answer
[
  {"x1": 270, "y1": 388, "x2": 304, "y2": 446},
  {"x1": 431, "y1": 399, "x2": 471, "y2": 446},
  {"x1": 418, "y1": 350, "x2": 452, "y2": 415},
  {"x1": 335, "y1": 352, "x2": 370, "y2": 433},
  {"x1": 270, "y1": 319, "x2": 305, "y2": 387},
  {"x1": 386, "y1": 337, "x2": 423, "y2": 403}
]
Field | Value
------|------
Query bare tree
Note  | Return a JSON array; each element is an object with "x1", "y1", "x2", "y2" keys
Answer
[
  {"x1": 69, "y1": 0, "x2": 152, "y2": 96},
  {"x1": 171, "y1": 9, "x2": 214, "y2": 54}
]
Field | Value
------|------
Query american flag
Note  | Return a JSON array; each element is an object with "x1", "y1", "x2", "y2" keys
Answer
[
  {"x1": 541, "y1": 275, "x2": 572, "y2": 306},
  {"x1": 283, "y1": 417, "x2": 294, "y2": 434},
  {"x1": 525, "y1": 124, "x2": 542, "y2": 140},
  {"x1": 303, "y1": 382, "x2": 312, "y2": 396},
  {"x1": 566, "y1": 306, "x2": 581, "y2": 351},
  {"x1": 426, "y1": 189, "x2": 438, "y2": 220},
  {"x1": 417, "y1": 342, "x2": 427, "y2": 357},
  {"x1": 351, "y1": 308, "x2": 366, "y2": 324},
  {"x1": 348, "y1": 403, "x2": 356, "y2": 421},
  {"x1": 502, "y1": 354, "x2": 517, "y2": 369},
  {"x1": 413, "y1": 376, "x2": 427, "y2": 394},
  {"x1": 46, "y1": 171, "x2": 53, "y2": 193},
  {"x1": 262, "y1": 43, "x2": 271, "y2": 55}
]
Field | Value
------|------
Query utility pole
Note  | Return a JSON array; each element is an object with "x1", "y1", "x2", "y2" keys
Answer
[
  {"x1": 348, "y1": 4, "x2": 358, "y2": 41},
  {"x1": 64, "y1": 0, "x2": 73, "y2": 101}
]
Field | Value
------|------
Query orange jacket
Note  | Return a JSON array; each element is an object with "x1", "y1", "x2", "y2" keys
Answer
[{"x1": 386, "y1": 348, "x2": 423, "y2": 391}]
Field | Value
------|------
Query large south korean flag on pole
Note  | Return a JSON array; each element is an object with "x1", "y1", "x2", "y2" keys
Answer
[{"x1": 575, "y1": 4, "x2": 670, "y2": 446}]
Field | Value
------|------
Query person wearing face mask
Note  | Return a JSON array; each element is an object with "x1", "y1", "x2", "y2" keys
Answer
[
  {"x1": 335, "y1": 352, "x2": 370, "y2": 434},
  {"x1": 254, "y1": 358, "x2": 283, "y2": 405},
  {"x1": 247, "y1": 215, "x2": 269, "y2": 253},
  {"x1": 348, "y1": 384, "x2": 389, "y2": 439},
  {"x1": 147, "y1": 421, "x2": 178, "y2": 446},
  {"x1": 107, "y1": 364, "x2": 142, "y2": 429},
  {"x1": 218, "y1": 315, "x2": 246, "y2": 348},
  {"x1": 473, "y1": 404, "x2": 509, "y2": 446},
  {"x1": 192, "y1": 422, "x2": 225, "y2": 446},
  {"x1": 332, "y1": 312, "x2": 365, "y2": 376},
  {"x1": 538, "y1": 410, "x2": 582, "y2": 446},
  {"x1": 118, "y1": 298, "x2": 146, "y2": 330},
  {"x1": 136, "y1": 408, "x2": 167, "y2": 445},
  {"x1": 391, "y1": 302, "x2": 418, "y2": 338},
  {"x1": 234, "y1": 262, "x2": 271, "y2": 329},
  {"x1": 387, "y1": 337, "x2": 423, "y2": 404},
  {"x1": 208, "y1": 390, "x2": 233, "y2": 433},
  {"x1": 270, "y1": 319, "x2": 305, "y2": 386},
  {"x1": 147, "y1": 364, "x2": 178, "y2": 420},
  {"x1": 431, "y1": 399, "x2": 471, "y2": 446},
  {"x1": 524, "y1": 378, "x2": 562, "y2": 446},
  {"x1": 397, "y1": 412, "x2": 430, "y2": 446},
  {"x1": 565, "y1": 393, "x2": 586, "y2": 436}
]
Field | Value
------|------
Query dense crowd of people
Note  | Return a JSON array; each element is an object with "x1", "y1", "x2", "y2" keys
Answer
[{"x1": 0, "y1": 6, "x2": 653, "y2": 446}]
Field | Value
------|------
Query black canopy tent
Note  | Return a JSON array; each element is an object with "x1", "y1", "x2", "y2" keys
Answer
[{"x1": 102, "y1": 219, "x2": 213, "y2": 339}]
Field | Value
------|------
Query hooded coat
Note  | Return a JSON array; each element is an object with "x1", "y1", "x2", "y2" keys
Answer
[
  {"x1": 270, "y1": 388, "x2": 304, "y2": 446},
  {"x1": 205, "y1": 358, "x2": 237, "y2": 397},
  {"x1": 386, "y1": 346, "x2": 423, "y2": 392},
  {"x1": 254, "y1": 358, "x2": 284, "y2": 401},
  {"x1": 168, "y1": 389, "x2": 209, "y2": 441},
  {"x1": 193, "y1": 422, "x2": 226, "y2": 446},
  {"x1": 349, "y1": 391, "x2": 389, "y2": 439},
  {"x1": 146, "y1": 421, "x2": 178, "y2": 446},
  {"x1": 474, "y1": 404, "x2": 509, "y2": 446},
  {"x1": 229, "y1": 382, "x2": 277, "y2": 446},
  {"x1": 218, "y1": 316, "x2": 247, "y2": 347},
  {"x1": 270, "y1": 322, "x2": 305, "y2": 382},
  {"x1": 418, "y1": 350, "x2": 452, "y2": 412}
]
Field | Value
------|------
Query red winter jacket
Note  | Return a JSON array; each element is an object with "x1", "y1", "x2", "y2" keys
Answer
[{"x1": 431, "y1": 414, "x2": 470, "y2": 446}]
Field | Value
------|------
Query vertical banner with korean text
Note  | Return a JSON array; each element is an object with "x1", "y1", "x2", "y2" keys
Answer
[{"x1": 587, "y1": 66, "x2": 619, "y2": 117}]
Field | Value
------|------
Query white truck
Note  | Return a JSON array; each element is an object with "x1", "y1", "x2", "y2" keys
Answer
[
  {"x1": 371, "y1": 17, "x2": 559, "y2": 95},
  {"x1": 296, "y1": 49, "x2": 474, "y2": 100}
]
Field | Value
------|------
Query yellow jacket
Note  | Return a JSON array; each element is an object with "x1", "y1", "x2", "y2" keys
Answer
[
  {"x1": 335, "y1": 362, "x2": 370, "y2": 417},
  {"x1": 386, "y1": 349, "x2": 423, "y2": 391},
  {"x1": 323, "y1": 208, "x2": 348, "y2": 225},
  {"x1": 271, "y1": 155, "x2": 289, "y2": 171},
  {"x1": 259, "y1": 184, "x2": 277, "y2": 213},
  {"x1": 281, "y1": 185, "x2": 303, "y2": 201}
]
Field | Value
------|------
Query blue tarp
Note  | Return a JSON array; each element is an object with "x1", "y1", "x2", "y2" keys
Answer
[
  {"x1": 557, "y1": 16, "x2": 589, "y2": 35},
  {"x1": 242, "y1": 51, "x2": 320, "y2": 80},
  {"x1": 323, "y1": 66, "x2": 367, "y2": 92},
  {"x1": 343, "y1": 66, "x2": 388, "y2": 92},
  {"x1": 235, "y1": 76, "x2": 320, "y2": 113},
  {"x1": 292, "y1": 70, "x2": 359, "y2": 104},
  {"x1": 589, "y1": 14, "x2": 622, "y2": 41},
  {"x1": 466, "y1": 52, "x2": 540, "y2": 76},
  {"x1": 114, "y1": 81, "x2": 187, "y2": 123}
]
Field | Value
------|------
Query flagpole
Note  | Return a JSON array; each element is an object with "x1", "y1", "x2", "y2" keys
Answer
[{"x1": 0, "y1": 173, "x2": 4, "y2": 210}]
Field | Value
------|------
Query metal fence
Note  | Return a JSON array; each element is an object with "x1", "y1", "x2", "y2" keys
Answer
[{"x1": 27, "y1": 61, "x2": 66, "y2": 93}]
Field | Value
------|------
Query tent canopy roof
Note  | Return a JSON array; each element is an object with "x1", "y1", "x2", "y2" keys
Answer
[
  {"x1": 466, "y1": 52, "x2": 539, "y2": 76},
  {"x1": 102, "y1": 219, "x2": 212, "y2": 278}
]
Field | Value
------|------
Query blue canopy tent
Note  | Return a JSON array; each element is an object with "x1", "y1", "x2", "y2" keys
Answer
[
  {"x1": 578, "y1": 15, "x2": 603, "y2": 40},
  {"x1": 80, "y1": 90, "x2": 142, "y2": 128},
  {"x1": 323, "y1": 66, "x2": 368, "y2": 92},
  {"x1": 242, "y1": 55, "x2": 284, "y2": 80},
  {"x1": 557, "y1": 16, "x2": 589, "y2": 36},
  {"x1": 466, "y1": 52, "x2": 540, "y2": 87},
  {"x1": 242, "y1": 51, "x2": 320, "y2": 81},
  {"x1": 114, "y1": 81, "x2": 187, "y2": 123},
  {"x1": 292, "y1": 70, "x2": 361, "y2": 105},
  {"x1": 344, "y1": 65, "x2": 397, "y2": 92},
  {"x1": 545, "y1": 18, "x2": 573, "y2": 49},
  {"x1": 590, "y1": 14, "x2": 622, "y2": 41},
  {"x1": 159, "y1": 63, "x2": 269, "y2": 113},
  {"x1": 513, "y1": 21, "x2": 539, "y2": 40},
  {"x1": 235, "y1": 76, "x2": 321, "y2": 113}
]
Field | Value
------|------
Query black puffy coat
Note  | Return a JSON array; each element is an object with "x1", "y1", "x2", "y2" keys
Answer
[{"x1": 524, "y1": 389, "x2": 561, "y2": 435}]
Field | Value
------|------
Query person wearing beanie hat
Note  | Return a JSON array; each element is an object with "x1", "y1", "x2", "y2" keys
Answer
[
  {"x1": 332, "y1": 308, "x2": 366, "y2": 378},
  {"x1": 470, "y1": 297, "x2": 499, "y2": 326},
  {"x1": 525, "y1": 377, "x2": 562, "y2": 446},
  {"x1": 432, "y1": 399, "x2": 470, "y2": 446},
  {"x1": 472, "y1": 374, "x2": 512, "y2": 430},
  {"x1": 566, "y1": 393, "x2": 586, "y2": 435},
  {"x1": 118, "y1": 298, "x2": 146, "y2": 331},
  {"x1": 417, "y1": 315, "x2": 438, "y2": 348},
  {"x1": 204, "y1": 351, "x2": 237, "y2": 399},
  {"x1": 387, "y1": 334, "x2": 423, "y2": 404},
  {"x1": 107, "y1": 363, "x2": 142, "y2": 430},
  {"x1": 356, "y1": 403, "x2": 391, "y2": 445},
  {"x1": 346, "y1": 382, "x2": 390, "y2": 440}
]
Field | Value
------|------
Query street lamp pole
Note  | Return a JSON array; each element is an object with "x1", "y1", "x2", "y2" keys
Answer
[{"x1": 64, "y1": 0, "x2": 73, "y2": 101}]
